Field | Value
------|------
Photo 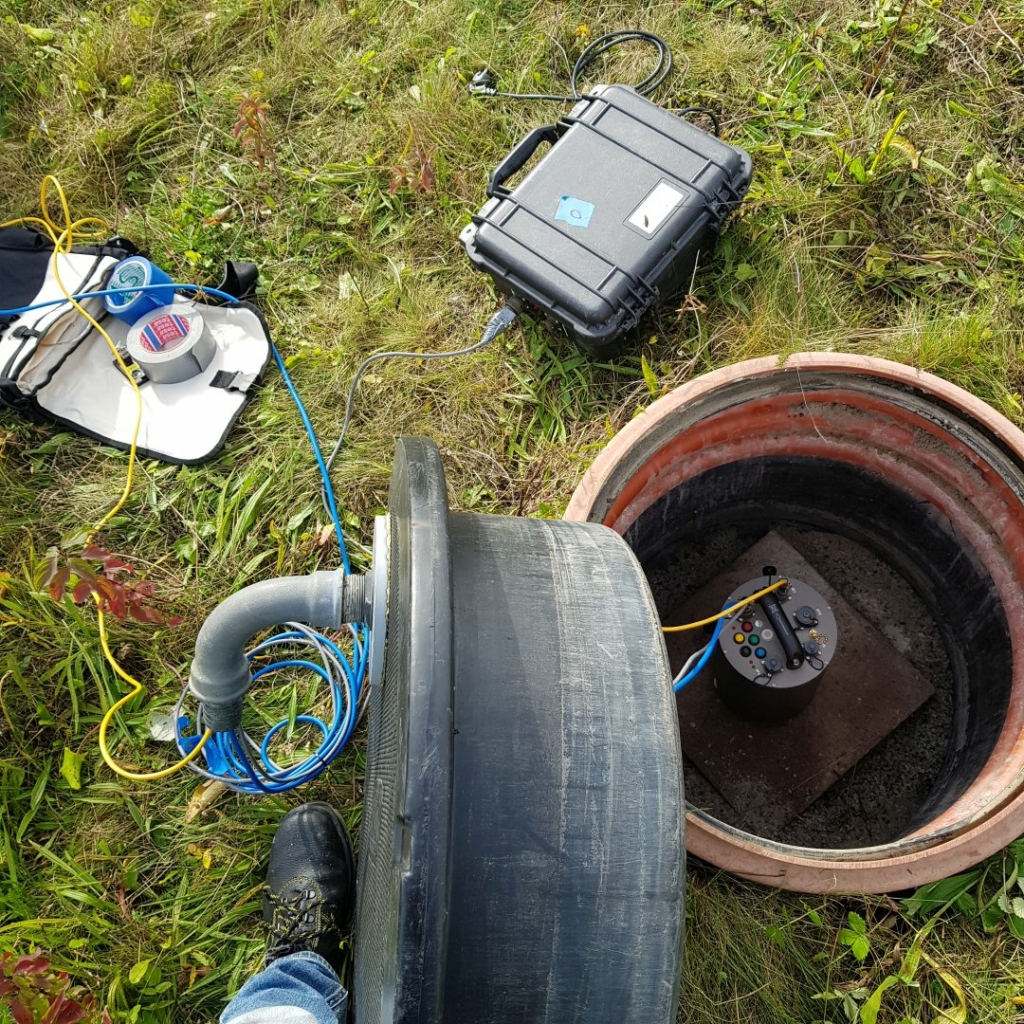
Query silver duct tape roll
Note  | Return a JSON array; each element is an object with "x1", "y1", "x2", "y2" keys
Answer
[{"x1": 126, "y1": 305, "x2": 217, "y2": 384}]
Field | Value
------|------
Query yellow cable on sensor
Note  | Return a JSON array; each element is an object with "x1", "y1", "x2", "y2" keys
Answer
[
  {"x1": 96, "y1": 599, "x2": 212, "y2": 781},
  {"x1": 662, "y1": 578, "x2": 789, "y2": 633}
]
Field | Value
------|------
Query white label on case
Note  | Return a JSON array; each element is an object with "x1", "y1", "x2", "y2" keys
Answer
[{"x1": 628, "y1": 181, "x2": 685, "y2": 234}]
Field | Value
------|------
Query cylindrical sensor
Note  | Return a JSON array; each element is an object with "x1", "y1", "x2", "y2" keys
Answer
[
  {"x1": 126, "y1": 304, "x2": 217, "y2": 384},
  {"x1": 103, "y1": 257, "x2": 177, "y2": 323},
  {"x1": 713, "y1": 574, "x2": 838, "y2": 723}
]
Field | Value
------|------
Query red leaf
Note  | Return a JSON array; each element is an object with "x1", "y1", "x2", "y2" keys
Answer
[
  {"x1": 165, "y1": 615, "x2": 184, "y2": 628},
  {"x1": 41, "y1": 988, "x2": 91, "y2": 1024},
  {"x1": 39, "y1": 991, "x2": 70, "y2": 1024},
  {"x1": 79, "y1": 546, "x2": 110, "y2": 561},
  {"x1": 0, "y1": 978, "x2": 13, "y2": 997},
  {"x1": 129, "y1": 602, "x2": 160, "y2": 624},
  {"x1": 100, "y1": 557, "x2": 133, "y2": 577},
  {"x1": 108, "y1": 586, "x2": 127, "y2": 620},
  {"x1": 12, "y1": 955, "x2": 50, "y2": 976},
  {"x1": 132, "y1": 581, "x2": 156, "y2": 599},
  {"x1": 115, "y1": 882, "x2": 132, "y2": 922},
  {"x1": 90, "y1": 577, "x2": 116, "y2": 601},
  {"x1": 71, "y1": 580, "x2": 93, "y2": 604},
  {"x1": 92, "y1": 578, "x2": 125, "y2": 619},
  {"x1": 416, "y1": 152, "x2": 435, "y2": 193},
  {"x1": 48, "y1": 565, "x2": 71, "y2": 602},
  {"x1": 11, "y1": 999, "x2": 34, "y2": 1024}
]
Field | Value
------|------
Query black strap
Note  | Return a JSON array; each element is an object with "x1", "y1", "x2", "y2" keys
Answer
[
  {"x1": 0, "y1": 228, "x2": 53, "y2": 327},
  {"x1": 210, "y1": 369, "x2": 257, "y2": 393},
  {"x1": 215, "y1": 261, "x2": 259, "y2": 301},
  {"x1": 0, "y1": 377, "x2": 47, "y2": 420},
  {"x1": 71, "y1": 235, "x2": 140, "y2": 259},
  {"x1": 11, "y1": 325, "x2": 44, "y2": 341}
]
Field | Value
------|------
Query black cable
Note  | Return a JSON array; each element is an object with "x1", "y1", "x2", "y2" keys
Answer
[
  {"x1": 673, "y1": 105, "x2": 721, "y2": 138},
  {"x1": 320, "y1": 301, "x2": 521, "y2": 515},
  {"x1": 469, "y1": 30, "x2": 721, "y2": 136},
  {"x1": 470, "y1": 30, "x2": 671, "y2": 102},
  {"x1": 570, "y1": 30, "x2": 672, "y2": 98}
]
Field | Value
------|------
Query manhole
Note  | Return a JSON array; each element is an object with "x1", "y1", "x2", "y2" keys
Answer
[{"x1": 566, "y1": 354, "x2": 1024, "y2": 893}]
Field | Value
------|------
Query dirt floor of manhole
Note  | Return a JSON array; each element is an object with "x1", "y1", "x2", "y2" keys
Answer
[{"x1": 645, "y1": 524, "x2": 955, "y2": 848}]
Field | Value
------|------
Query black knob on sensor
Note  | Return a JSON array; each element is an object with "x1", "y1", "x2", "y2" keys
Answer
[{"x1": 795, "y1": 605, "x2": 817, "y2": 627}]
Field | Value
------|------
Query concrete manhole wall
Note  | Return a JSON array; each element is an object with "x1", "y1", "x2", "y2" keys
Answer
[{"x1": 565, "y1": 354, "x2": 1024, "y2": 893}]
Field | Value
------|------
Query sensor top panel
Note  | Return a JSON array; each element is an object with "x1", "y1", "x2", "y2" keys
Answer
[{"x1": 716, "y1": 574, "x2": 838, "y2": 689}]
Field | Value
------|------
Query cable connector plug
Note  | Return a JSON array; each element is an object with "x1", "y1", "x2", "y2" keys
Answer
[
  {"x1": 469, "y1": 69, "x2": 498, "y2": 96},
  {"x1": 479, "y1": 300, "x2": 520, "y2": 347}
]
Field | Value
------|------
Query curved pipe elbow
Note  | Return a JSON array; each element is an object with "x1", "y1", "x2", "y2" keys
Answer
[{"x1": 188, "y1": 571, "x2": 345, "y2": 731}]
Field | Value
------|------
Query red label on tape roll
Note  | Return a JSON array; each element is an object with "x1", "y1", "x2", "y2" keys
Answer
[{"x1": 140, "y1": 313, "x2": 192, "y2": 353}]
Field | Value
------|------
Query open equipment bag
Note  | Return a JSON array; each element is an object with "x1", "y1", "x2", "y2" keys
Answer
[{"x1": 0, "y1": 227, "x2": 271, "y2": 464}]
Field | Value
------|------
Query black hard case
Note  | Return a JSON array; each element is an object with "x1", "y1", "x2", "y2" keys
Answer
[{"x1": 461, "y1": 84, "x2": 753, "y2": 357}]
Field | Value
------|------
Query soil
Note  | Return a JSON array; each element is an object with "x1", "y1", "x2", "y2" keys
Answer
[{"x1": 644, "y1": 525, "x2": 955, "y2": 849}]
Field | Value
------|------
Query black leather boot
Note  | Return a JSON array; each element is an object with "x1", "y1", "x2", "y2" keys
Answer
[{"x1": 262, "y1": 801, "x2": 355, "y2": 975}]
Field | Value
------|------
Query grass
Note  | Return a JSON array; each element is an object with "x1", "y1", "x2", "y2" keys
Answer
[{"x1": 1, "y1": 0, "x2": 1023, "y2": 1020}]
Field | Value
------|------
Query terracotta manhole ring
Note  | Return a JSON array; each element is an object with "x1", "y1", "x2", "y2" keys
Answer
[{"x1": 566, "y1": 354, "x2": 1024, "y2": 893}]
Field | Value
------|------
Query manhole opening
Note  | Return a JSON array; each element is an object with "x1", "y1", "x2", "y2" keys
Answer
[{"x1": 626, "y1": 455, "x2": 1013, "y2": 850}]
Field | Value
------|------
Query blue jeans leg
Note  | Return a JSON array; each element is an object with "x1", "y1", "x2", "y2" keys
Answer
[{"x1": 220, "y1": 952, "x2": 348, "y2": 1024}]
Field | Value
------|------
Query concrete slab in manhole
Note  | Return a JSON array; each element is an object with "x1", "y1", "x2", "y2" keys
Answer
[{"x1": 668, "y1": 532, "x2": 935, "y2": 829}]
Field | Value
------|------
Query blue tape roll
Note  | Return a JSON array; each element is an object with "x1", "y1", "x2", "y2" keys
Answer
[{"x1": 102, "y1": 257, "x2": 177, "y2": 323}]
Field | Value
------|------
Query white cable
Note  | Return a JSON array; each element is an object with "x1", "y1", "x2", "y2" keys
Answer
[{"x1": 672, "y1": 643, "x2": 709, "y2": 688}]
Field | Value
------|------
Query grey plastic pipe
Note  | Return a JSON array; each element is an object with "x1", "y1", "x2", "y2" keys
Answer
[{"x1": 188, "y1": 570, "x2": 350, "y2": 731}]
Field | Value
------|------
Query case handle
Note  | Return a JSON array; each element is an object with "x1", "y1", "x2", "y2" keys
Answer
[{"x1": 488, "y1": 124, "x2": 562, "y2": 198}]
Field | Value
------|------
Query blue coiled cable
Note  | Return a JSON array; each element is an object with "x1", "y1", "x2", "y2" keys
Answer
[{"x1": 182, "y1": 292, "x2": 366, "y2": 791}]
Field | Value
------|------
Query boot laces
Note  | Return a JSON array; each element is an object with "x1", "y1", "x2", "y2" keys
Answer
[{"x1": 265, "y1": 884, "x2": 332, "y2": 962}]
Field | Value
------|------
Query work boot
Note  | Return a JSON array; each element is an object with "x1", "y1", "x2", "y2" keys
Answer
[{"x1": 262, "y1": 801, "x2": 355, "y2": 975}]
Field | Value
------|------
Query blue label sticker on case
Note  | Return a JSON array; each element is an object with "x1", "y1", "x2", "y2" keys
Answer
[{"x1": 555, "y1": 195, "x2": 595, "y2": 228}]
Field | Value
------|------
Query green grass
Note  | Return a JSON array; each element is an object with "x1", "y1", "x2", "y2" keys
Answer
[{"x1": 1, "y1": 0, "x2": 1023, "y2": 1020}]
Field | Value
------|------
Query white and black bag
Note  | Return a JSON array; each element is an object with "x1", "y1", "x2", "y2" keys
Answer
[{"x1": 0, "y1": 227, "x2": 271, "y2": 464}]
